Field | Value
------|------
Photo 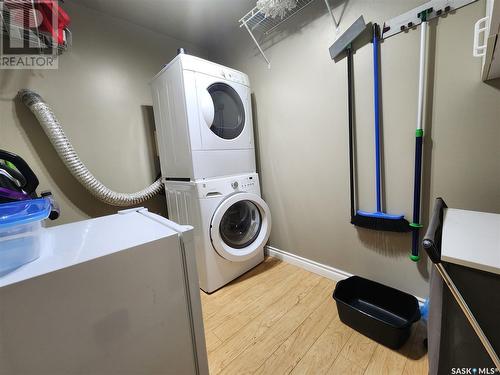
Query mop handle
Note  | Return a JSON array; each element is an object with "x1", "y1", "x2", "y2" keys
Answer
[
  {"x1": 347, "y1": 46, "x2": 356, "y2": 220},
  {"x1": 373, "y1": 24, "x2": 382, "y2": 213},
  {"x1": 416, "y1": 20, "x2": 427, "y2": 134},
  {"x1": 410, "y1": 11, "x2": 430, "y2": 261}
]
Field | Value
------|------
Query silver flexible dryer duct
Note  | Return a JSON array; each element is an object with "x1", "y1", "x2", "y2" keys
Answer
[{"x1": 18, "y1": 89, "x2": 164, "y2": 206}]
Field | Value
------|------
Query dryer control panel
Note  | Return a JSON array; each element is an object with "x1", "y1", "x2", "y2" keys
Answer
[
  {"x1": 219, "y1": 69, "x2": 248, "y2": 85},
  {"x1": 180, "y1": 54, "x2": 250, "y2": 86}
]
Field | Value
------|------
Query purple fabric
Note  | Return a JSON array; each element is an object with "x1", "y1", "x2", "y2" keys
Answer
[{"x1": 0, "y1": 187, "x2": 30, "y2": 201}]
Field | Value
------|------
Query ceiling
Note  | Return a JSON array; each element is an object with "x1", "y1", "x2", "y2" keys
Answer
[{"x1": 75, "y1": 0, "x2": 255, "y2": 50}]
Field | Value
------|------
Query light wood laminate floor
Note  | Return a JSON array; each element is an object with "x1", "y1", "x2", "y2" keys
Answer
[{"x1": 200, "y1": 257, "x2": 428, "y2": 375}]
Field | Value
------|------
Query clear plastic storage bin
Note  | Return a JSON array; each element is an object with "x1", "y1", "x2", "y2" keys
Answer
[{"x1": 0, "y1": 198, "x2": 51, "y2": 276}]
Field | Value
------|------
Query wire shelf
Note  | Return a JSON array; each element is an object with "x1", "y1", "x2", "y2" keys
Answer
[
  {"x1": 0, "y1": 0, "x2": 71, "y2": 55},
  {"x1": 239, "y1": 0, "x2": 338, "y2": 68},
  {"x1": 240, "y1": 0, "x2": 316, "y2": 37}
]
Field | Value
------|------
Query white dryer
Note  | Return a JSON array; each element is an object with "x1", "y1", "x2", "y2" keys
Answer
[
  {"x1": 151, "y1": 54, "x2": 256, "y2": 180},
  {"x1": 165, "y1": 173, "x2": 271, "y2": 293}
]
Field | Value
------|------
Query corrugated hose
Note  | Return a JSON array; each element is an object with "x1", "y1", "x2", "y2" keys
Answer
[{"x1": 18, "y1": 89, "x2": 164, "y2": 206}]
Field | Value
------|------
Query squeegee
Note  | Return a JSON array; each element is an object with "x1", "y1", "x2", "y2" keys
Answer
[
  {"x1": 329, "y1": 16, "x2": 366, "y2": 60},
  {"x1": 329, "y1": 16, "x2": 367, "y2": 222}
]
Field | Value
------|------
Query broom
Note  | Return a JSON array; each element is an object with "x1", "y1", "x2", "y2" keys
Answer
[{"x1": 351, "y1": 24, "x2": 410, "y2": 233}]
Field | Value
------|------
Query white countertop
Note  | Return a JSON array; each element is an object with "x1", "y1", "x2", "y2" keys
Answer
[
  {"x1": 0, "y1": 210, "x2": 180, "y2": 288},
  {"x1": 442, "y1": 208, "x2": 500, "y2": 275}
]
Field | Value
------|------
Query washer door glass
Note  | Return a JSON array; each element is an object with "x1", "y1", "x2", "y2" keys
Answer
[
  {"x1": 208, "y1": 83, "x2": 245, "y2": 140},
  {"x1": 219, "y1": 200, "x2": 262, "y2": 249}
]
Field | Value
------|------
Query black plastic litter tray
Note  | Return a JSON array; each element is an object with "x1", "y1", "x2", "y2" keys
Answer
[{"x1": 333, "y1": 276, "x2": 421, "y2": 349}]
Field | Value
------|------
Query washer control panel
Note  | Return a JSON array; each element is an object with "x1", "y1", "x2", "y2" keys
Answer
[
  {"x1": 234, "y1": 176, "x2": 256, "y2": 190},
  {"x1": 198, "y1": 174, "x2": 259, "y2": 198}
]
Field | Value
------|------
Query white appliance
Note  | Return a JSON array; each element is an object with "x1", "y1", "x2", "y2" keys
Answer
[
  {"x1": 0, "y1": 208, "x2": 209, "y2": 375},
  {"x1": 151, "y1": 54, "x2": 256, "y2": 180},
  {"x1": 166, "y1": 173, "x2": 271, "y2": 293},
  {"x1": 473, "y1": 0, "x2": 500, "y2": 81}
]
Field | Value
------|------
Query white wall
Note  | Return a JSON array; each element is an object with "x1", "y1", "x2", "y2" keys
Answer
[
  {"x1": 0, "y1": 0, "x2": 205, "y2": 224},
  {"x1": 214, "y1": 0, "x2": 500, "y2": 297}
]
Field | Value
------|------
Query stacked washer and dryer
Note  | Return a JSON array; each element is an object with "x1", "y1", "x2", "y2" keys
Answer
[{"x1": 151, "y1": 53, "x2": 272, "y2": 293}]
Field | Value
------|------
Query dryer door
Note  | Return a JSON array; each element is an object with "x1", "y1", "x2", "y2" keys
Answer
[
  {"x1": 197, "y1": 74, "x2": 254, "y2": 150},
  {"x1": 210, "y1": 193, "x2": 271, "y2": 262}
]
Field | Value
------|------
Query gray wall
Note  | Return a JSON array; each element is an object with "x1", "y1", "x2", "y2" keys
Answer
[
  {"x1": 0, "y1": 1, "x2": 204, "y2": 224},
  {"x1": 214, "y1": 0, "x2": 500, "y2": 297},
  {"x1": 1, "y1": 0, "x2": 498, "y2": 297}
]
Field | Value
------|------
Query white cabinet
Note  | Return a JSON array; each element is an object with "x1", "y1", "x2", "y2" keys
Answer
[
  {"x1": 0, "y1": 209, "x2": 209, "y2": 375},
  {"x1": 474, "y1": 0, "x2": 500, "y2": 80}
]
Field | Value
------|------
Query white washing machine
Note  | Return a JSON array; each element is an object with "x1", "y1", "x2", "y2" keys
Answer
[
  {"x1": 151, "y1": 53, "x2": 256, "y2": 180},
  {"x1": 165, "y1": 173, "x2": 271, "y2": 293}
]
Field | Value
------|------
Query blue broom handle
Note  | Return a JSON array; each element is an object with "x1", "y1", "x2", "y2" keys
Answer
[{"x1": 373, "y1": 25, "x2": 382, "y2": 213}]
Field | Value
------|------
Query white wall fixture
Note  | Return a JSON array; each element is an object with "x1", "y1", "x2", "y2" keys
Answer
[
  {"x1": 381, "y1": 0, "x2": 478, "y2": 39},
  {"x1": 473, "y1": 0, "x2": 500, "y2": 80},
  {"x1": 473, "y1": 15, "x2": 489, "y2": 58},
  {"x1": 239, "y1": 0, "x2": 340, "y2": 68}
]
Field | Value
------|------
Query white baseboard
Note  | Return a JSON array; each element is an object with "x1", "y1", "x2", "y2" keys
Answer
[
  {"x1": 265, "y1": 245, "x2": 353, "y2": 282},
  {"x1": 265, "y1": 245, "x2": 425, "y2": 305}
]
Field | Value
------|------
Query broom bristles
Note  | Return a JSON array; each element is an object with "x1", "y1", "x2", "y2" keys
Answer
[{"x1": 351, "y1": 213, "x2": 411, "y2": 233}]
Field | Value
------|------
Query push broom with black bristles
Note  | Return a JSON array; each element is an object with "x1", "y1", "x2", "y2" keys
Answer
[{"x1": 350, "y1": 24, "x2": 410, "y2": 233}]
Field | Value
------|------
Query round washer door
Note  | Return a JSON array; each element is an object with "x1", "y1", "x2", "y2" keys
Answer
[{"x1": 210, "y1": 193, "x2": 271, "y2": 262}]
